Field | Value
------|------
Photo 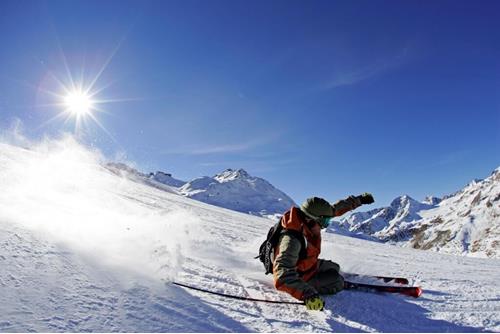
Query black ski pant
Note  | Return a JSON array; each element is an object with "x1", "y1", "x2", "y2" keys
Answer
[{"x1": 307, "y1": 259, "x2": 344, "y2": 295}]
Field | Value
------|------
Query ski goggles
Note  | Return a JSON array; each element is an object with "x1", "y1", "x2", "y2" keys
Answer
[{"x1": 318, "y1": 216, "x2": 333, "y2": 229}]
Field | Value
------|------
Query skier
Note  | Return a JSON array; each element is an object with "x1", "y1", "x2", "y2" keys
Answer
[{"x1": 273, "y1": 194, "x2": 374, "y2": 310}]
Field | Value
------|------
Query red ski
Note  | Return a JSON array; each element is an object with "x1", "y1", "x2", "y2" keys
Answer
[
  {"x1": 344, "y1": 280, "x2": 422, "y2": 298},
  {"x1": 343, "y1": 273, "x2": 409, "y2": 285}
]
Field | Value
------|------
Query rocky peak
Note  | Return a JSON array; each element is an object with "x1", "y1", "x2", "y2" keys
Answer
[
  {"x1": 180, "y1": 168, "x2": 295, "y2": 216},
  {"x1": 489, "y1": 167, "x2": 500, "y2": 181},
  {"x1": 423, "y1": 196, "x2": 442, "y2": 206},
  {"x1": 335, "y1": 165, "x2": 500, "y2": 259},
  {"x1": 154, "y1": 171, "x2": 172, "y2": 178},
  {"x1": 149, "y1": 171, "x2": 186, "y2": 188},
  {"x1": 214, "y1": 168, "x2": 250, "y2": 182},
  {"x1": 390, "y1": 195, "x2": 420, "y2": 210}
]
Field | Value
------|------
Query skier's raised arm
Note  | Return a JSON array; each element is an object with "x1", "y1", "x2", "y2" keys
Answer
[{"x1": 332, "y1": 193, "x2": 375, "y2": 217}]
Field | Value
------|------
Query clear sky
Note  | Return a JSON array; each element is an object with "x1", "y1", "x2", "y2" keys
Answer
[{"x1": 0, "y1": 0, "x2": 499, "y2": 207}]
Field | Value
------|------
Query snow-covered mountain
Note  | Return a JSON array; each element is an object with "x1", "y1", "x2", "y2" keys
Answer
[
  {"x1": 409, "y1": 168, "x2": 500, "y2": 258},
  {"x1": 106, "y1": 162, "x2": 178, "y2": 194},
  {"x1": 148, "y1": 171, "x2": 186, "y2": 188},
  {"x1": 334, "y1": 168, "x2": 500, "y2": 259},
  {"x1": 105, "y1": 163, "x2": 295, "y2": 217},
  {"x1": 335, "y1": 195, "x2": 434, "y2": 237},
  {"x1": 1, "y1": 138, "x2": 499, "y2": 332},
  {"x1": 179, "y1": 168, "x2": 296, "y2": 217},
  {"x1": 106, "y1": 162, "x2": 149, "y2": 179}
]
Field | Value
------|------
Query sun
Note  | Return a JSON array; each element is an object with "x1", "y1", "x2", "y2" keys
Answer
[
  {"x1": 37, "y1": 43, "x2": 132, "y2": 140},
  {"x1": 63, "y1": 90, "x2": 94, "y2": 116}
]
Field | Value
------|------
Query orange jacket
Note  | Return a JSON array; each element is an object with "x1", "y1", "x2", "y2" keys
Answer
[
  {"x1": 273, "y1": 196, "x2": 362, "y2": 300},
  {"x1": 272, "y1": 207, "x2": 321, "y2": 300},
  {"x1": 282, "y1": 207, "x2": 321, "y2": 280}
]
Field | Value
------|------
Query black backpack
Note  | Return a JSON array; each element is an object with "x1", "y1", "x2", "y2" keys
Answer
[{"x1": 256, "y1": 218, "x2": 307, "y2": 275}]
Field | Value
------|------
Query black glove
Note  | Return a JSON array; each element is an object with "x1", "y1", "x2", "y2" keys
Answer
[{"x1": 358, "y1": 193, "x2": 374, "y2": 205}]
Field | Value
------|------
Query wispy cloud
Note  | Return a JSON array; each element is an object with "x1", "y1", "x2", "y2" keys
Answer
[
  {"x1": 323, "y1": 45, "x2": 412, "y2": 90},
  {"x1": 189, "y1": 142, "x2": 259, "y2": 155},
  {"x1": 159, "y1": 132, "x2": 283, "y2": 156}
]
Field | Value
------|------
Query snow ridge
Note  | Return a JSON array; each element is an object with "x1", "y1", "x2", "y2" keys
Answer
[
  {"x1": 149, "y1": 171, "x2": 186, "y2": 188},
  {"x1": 105, "y1": 164, "x2": 295, "y2": 217},
  {"x1": 335, "y1": 167, "x2": 500, "y2": 258},
  {"x1": 179, "y1": 168, "x2": 296, "y2": 216}
]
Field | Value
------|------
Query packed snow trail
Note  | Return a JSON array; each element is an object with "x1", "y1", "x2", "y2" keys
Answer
[{"x1": 0, "y1": 137, "x2": 498, "y2": 332}]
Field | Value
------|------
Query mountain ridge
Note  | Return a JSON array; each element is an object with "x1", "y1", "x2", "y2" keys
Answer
[
  {"x1": 105, "y1": 161, "x2": 499, "y2": 258},
  {"x1": 179, "y1": 168, "x2": 296, "y2": 217},
  {"x1": 333, "y1": 167, "x2": 500, "y2": 258},
  {"x1": 105, "y1": 164, "x2": 295, "y2": 217}
]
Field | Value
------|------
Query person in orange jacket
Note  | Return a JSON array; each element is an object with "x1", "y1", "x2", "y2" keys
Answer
[{"x1": 273, "y1": 194, "x2": 374, "y2": 310}]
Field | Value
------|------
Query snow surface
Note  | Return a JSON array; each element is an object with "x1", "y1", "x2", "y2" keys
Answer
[{"x1": 0, "y1": 137, "x2": 499, "y2": 332}]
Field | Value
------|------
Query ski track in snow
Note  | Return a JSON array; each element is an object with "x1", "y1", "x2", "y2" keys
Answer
[{"x1": 0, "y1": 139, "x2": 499, "y2": 332}]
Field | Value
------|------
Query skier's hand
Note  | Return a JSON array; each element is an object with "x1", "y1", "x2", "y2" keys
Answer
[
  {"x1": 305, "y1": 295, "x2": 324, "y2": 311},
  {"x1": 359, "y1": 193, "x2": 375, "y2": 205}
]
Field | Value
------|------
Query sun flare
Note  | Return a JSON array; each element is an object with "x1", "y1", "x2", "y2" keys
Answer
[
  {"x1": 63, "y1": 91, "x2": 94, "y2": 116},
  {"x1": 37, "y1": 45, "x2": 129, "y2": 140}
]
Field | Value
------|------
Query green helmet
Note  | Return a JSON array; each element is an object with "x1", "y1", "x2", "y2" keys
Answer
[{"x1": 300, "y1": 197, "x2": 334, "y2": 220}]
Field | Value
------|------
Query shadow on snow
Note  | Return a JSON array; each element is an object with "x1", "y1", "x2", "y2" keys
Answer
[{"x1": 325, "y1": 289, "x2": 486, "y2": 333}]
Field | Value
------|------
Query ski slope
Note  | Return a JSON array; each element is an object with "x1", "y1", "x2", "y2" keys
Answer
[{"x1": 0, "y1": 137, "x2": 499, "y2": 332}]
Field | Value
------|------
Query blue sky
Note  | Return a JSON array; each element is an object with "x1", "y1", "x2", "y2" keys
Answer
[{"x1": 0, "y1": 0, "x2": 499, "y2": 207}]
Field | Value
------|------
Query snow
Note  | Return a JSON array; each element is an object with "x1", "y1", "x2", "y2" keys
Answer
[
  {"x1": 412, "y1": 170, "x2": 500, "y2": 258},
  {"x1": 335, "y1": 171, "x2": 500, "y2": 259},
  {"x1": 0, "y1": 137, "x2": 499, "y2": 332},
  {"x1": 149, "y1": 171, "x2": 186, "y2": 188},
  {"x1": 179, "y1": 168, "x2": 296, "y2": 216},
  {"x1": 107, "y1": 164, "x2": 294, "y2": 218}
]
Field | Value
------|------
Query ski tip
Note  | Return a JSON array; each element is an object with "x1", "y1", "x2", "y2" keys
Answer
[
  {"x1": 400, "y1": 286, "x2": 423, "y2": 298},
  {"x1": 413, "y1": 287, "x2": 423, "y2": 298}
]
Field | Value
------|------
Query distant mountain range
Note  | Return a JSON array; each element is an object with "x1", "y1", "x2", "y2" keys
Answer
[
  {"x1": 178, "y1": 168, "x2": 295, "y2": 217},
  {"x1": 330, "y1": 167, "x2": 500, "y2": 259},
  {"x1": 106, "y1": 162, "x2": 499, "y2": 258},
  {"x1": 105, "y1": 164, "x2": 295, "y2": 218}
]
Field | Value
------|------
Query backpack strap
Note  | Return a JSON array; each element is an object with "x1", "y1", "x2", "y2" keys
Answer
[{"x1": 255, "y1": 214, "x2": 309, "y2": 275}]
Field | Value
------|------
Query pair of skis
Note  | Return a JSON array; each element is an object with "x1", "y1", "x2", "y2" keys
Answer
[
  {"x1": 342, "y1": 273, "x2": 422, "y2": 298},
  {"x1": 173, "y1": 272, "x2": 423, "y2": 306}
]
